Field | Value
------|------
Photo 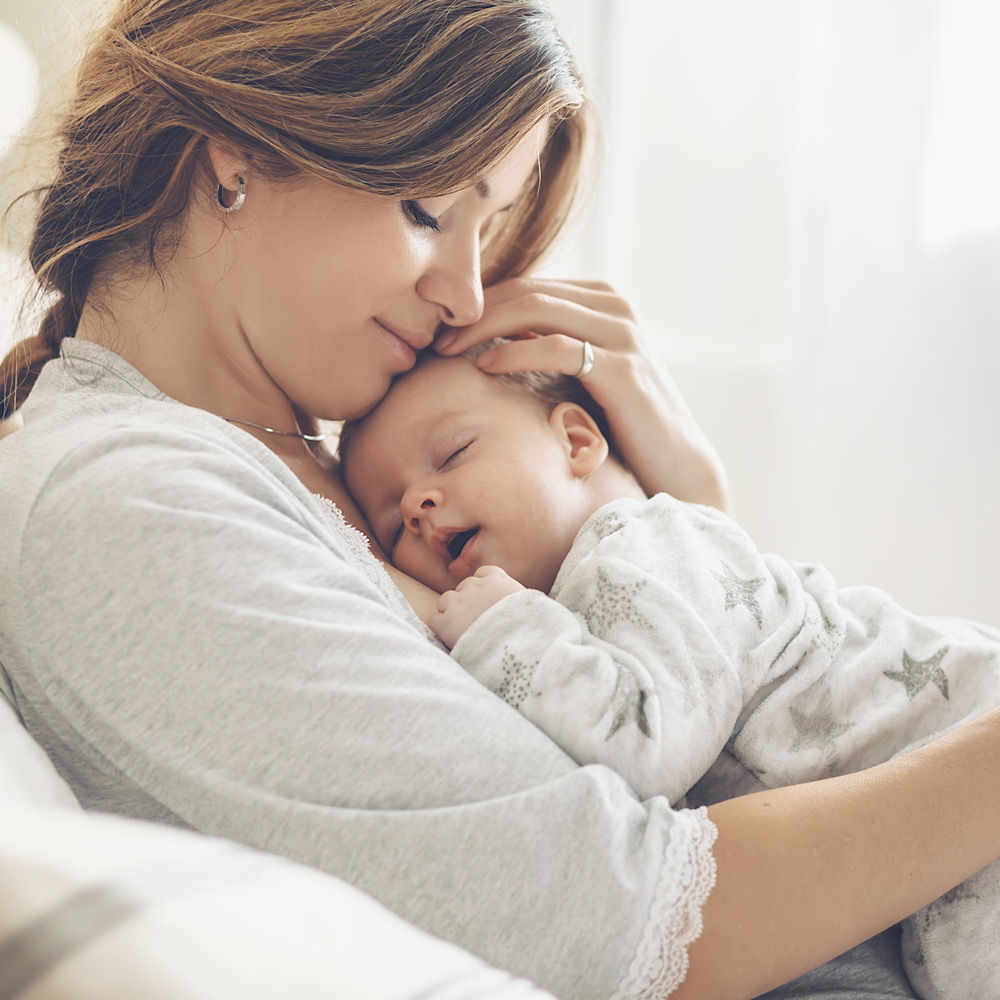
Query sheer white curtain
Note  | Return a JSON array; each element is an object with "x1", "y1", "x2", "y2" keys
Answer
[{"x1": 548, "y1": 0, "x2": 1000, "y2": 620}]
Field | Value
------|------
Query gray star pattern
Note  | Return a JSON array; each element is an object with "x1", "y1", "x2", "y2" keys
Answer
[
  {"x1": 804, "y1": 599, "x2": 843, "y2": 657},
  {"x1": 712, "y1": 561, "x2": 766, "y2": 628},
  {"x1": 583, "y1": 566, "x2": 653, "y2": 638},
  {"x1": 932, "y1": 879, "x2": 981, "y2": 908},
  {"x1": 493, "y1": 648, "x2": 538, "y2": 710},
  {"x1": 905, "y1": 875, "x2": 982, "y2": 973},
  {"x1": 591, "y1": 510, "x2": 629, "y2": 541},
  {"x1": 606, "y1": 666, "x2": 652, "y2": 740},
  {"x1": 883, "y1": 647, "x2": 950, "y2": 701},
  {"x1": 789, "y1": 686, "x2": 853, "y2": 754}
]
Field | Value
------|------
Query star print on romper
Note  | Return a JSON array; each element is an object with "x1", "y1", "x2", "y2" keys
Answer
[
  {"x1": 883, "y1": 647, "x2": 950, "y2": 701},
  {"x1": 590, "y1": 509, "x2": 629, "y2": 540},
  {"x1": 606, "y1": 666, "x2": 652, "y2": 740},
  {"x1": 491, "y1": 648, "x2": 541, "y2": 711},
  {"x1": 712, "y1": 561, "x2": 766, "y2": 628},
  {"x1": 804, "y1": 598, "x2": 843, "y2": 656},
  {"x1": 788, "y1": 685, "x2": 853, "y2": 754},
  {"x1": 583, "y1": 567, "x2": 653, "y2": 638}
]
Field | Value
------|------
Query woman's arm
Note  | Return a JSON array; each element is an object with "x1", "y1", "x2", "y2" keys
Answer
[
  {"x1": 678, "y1": 707, "x2": 1000, "y2": 1000},
  {"x1": 434, "y1": 277, "x2": 733, "y2": 513}
]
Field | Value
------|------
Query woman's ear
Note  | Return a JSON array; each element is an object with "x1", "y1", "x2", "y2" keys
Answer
[
  {"x1": 205, "y1": 139, "x2": 246, "y2": 193},
  {"x1": 549, "y1": 402, "x2": 609, "y2": 479}
]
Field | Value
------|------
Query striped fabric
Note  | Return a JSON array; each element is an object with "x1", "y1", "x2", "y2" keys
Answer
[{"x1": 0, "y1": 808, "x2": 556, "y2": 1000}]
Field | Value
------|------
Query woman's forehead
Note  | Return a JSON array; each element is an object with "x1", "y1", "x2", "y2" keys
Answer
[{"x1": 482, "y1": 118, "x2": 549, "y2": 198}]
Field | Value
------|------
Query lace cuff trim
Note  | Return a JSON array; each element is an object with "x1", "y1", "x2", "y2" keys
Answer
[{"x1": 611, "y1": 806, "x2": 718, "y2": 1000}]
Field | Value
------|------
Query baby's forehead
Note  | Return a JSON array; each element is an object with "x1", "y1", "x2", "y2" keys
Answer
[
  {"x1": 346, "y1": 355, "x2": 481, "y2": 452},
  {"x1": 377, "y1": 354, "x2": 481, "y2": 422}
]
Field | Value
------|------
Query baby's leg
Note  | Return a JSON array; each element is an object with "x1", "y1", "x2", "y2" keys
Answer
[{"x1": 900, "y1": 860, "x2": 1000, "y2": 1000}]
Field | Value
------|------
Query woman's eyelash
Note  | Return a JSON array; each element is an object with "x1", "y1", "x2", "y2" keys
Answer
[{"x1": 402, "y1": 200, "x2": 440, "y2": 231}]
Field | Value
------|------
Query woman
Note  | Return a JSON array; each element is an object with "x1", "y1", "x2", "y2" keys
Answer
[{"x1": 0, "y1": 2, "x2": 997, "y2": 998}]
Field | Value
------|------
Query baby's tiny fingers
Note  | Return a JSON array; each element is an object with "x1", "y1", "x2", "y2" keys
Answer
[
  {"x1": 436, "y1": 589, "x2": 458, "y2": 612},
  {"x1": 474, "y1": 564, "x2": 506, "y2": 579}
]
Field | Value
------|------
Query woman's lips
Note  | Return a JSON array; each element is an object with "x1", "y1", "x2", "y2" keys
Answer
[{"x1": 373, "y1": 318, "x2": 418, "y2": 369}]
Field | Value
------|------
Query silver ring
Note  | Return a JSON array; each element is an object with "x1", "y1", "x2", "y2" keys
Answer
[
  {"x1": 217, "y1": 176, "x2": 246, "y2": 213},
  {"x1": 576, "y1": 340, "x2": 594, "y2": 378}
]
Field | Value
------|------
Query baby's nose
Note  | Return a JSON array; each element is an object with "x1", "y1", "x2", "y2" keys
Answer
[
  {"x1": 401, "y1": 487, "x2": 442, "y2": 532},
  {"x1": 409, "y1": 496, "x2": 435, "y2": 529}
]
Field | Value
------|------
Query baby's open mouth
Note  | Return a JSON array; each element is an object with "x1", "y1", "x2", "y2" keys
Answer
[{"x1": 447, "y1": 528, "x2": 479, "y2": 561}]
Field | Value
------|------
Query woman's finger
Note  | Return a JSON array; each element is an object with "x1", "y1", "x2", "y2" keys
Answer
[
  {"x1": 435, "y1": 291, "x2": 638, "y2": 357},
  {"x1": 473, "y1": 333, "x2": 608, "y2": 380},
  {"x1": 482, "y1": 276, "x2": 633, "y2": 318}
]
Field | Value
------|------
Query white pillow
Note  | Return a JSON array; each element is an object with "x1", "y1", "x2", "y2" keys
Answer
[
  {"x1": 0, "y1": 806, "x2": 555, "y2": 1000},
  {"x1": 0, "y1": 688, "x2": 82, "y2": 810}
]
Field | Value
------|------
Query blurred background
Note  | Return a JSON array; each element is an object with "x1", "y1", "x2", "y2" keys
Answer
[{"x1": 3, "y1": 0, "x2": 1000, "y2": 621}]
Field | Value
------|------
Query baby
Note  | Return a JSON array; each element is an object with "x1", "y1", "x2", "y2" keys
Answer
[{"x1": 341, "y1": 347, "x2": 1000, "y2": 1000}]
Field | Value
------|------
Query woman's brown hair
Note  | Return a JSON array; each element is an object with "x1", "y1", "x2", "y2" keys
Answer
[{"x1": 0, "y1": 0, "x2": 589, "y2": 418}]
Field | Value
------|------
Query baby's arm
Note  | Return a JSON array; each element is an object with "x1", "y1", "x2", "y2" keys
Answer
[
  {"x1": 431, "y1": 566, "x2": 525, "y2": 648},
  {"x1": 443, "y1": 558, "x2": 744, "y2": 805}
]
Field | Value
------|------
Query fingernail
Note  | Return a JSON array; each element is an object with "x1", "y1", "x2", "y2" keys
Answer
[
  {"x1": 435, "y1": 332, "x2": 457, "y2": 352},
  {"x1": 476, "y1": 349, "x2": 496, "y2": 368}
]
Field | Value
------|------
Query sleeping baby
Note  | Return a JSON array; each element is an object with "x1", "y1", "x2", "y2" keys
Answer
[{"x1": 340, "y1": 345, "x2": 1000, "y2": 1000}]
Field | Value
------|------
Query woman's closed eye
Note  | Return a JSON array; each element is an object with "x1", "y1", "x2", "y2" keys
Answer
[{"x1": 402, "y1": 200, "x2": 440, "y2": 232}]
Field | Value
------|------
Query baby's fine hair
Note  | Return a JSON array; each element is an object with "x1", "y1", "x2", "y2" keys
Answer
[{"x1": 462, "y1": 338, "x2": 612, "y2": 441}]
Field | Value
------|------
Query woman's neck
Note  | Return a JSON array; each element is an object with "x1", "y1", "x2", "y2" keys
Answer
[{"x1": 77, "y1": 273, "x2": 300, "y2": 434}]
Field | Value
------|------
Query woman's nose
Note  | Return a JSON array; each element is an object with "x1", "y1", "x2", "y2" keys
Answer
[
  {"x1": 400, "y1": 485, "x2": 443, "y2": 533},
  {"x1": 417, "y1": 232, "x2": 485, "y2": 327}
]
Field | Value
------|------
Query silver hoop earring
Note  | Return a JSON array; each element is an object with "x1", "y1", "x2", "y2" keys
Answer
[{"x1": 217, "y1": 176, "x2": 246, "y2": 213}]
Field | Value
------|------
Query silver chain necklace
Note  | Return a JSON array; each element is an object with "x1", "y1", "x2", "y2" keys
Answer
[{"x1": 224, "y1": 416, "x2": 327, "y2": 442}]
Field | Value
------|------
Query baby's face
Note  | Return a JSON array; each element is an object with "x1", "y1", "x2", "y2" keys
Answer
[{"x1": 343, "y1": 356, "x2": 588, "y2": 593}]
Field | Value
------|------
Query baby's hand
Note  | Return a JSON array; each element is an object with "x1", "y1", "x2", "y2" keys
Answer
[{"x1": 431, "y1": 565, "x2": 526, "y2": 648}]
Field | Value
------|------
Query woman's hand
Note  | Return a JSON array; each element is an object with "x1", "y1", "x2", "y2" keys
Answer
[{"x1": 434, "y1": 277, "x2": 733, "y2": 513}]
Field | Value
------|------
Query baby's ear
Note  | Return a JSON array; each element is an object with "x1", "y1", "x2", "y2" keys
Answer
[{"x1": 549, "y1": 403, "x2": 609, "y2": 479}]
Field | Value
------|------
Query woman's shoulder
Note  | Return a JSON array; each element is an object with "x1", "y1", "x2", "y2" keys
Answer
[
  {"x1": 0, "y1": 342, "x2": 346, "y2": 572},
  {"x1": 5, "y1": 340, "x2": 300, "y2": 498}
]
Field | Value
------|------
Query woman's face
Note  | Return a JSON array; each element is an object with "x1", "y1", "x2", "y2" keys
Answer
[{"x1": 218, "y1": 120, "x2": 549, "y2": 422}]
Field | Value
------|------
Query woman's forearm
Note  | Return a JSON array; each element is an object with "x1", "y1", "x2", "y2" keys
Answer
[{"x1": 675, "y1": 708, "x2": 1000, "y2": 1000}]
